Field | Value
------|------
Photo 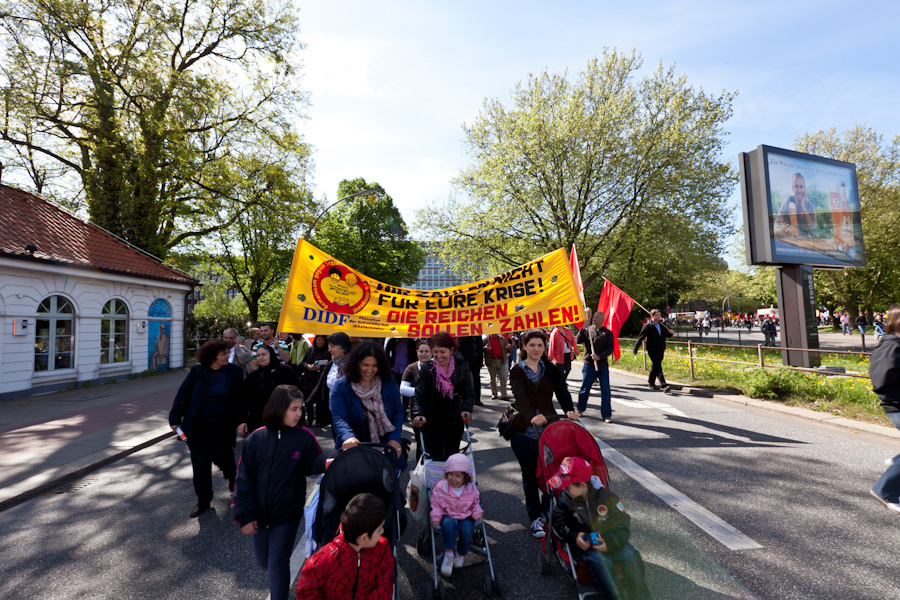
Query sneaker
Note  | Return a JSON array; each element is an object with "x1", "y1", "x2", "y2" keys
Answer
[
  {"x1": 453, "y1": 552, "x2": 465, "y2": 568},
  {"x1": 441, "y1": 553, "x2": 454, "y2": 576},
  {"x1": 530, "y1": 518, "x2": 546, "y2": 538},
  {"x1": 604, "y1": 418, "x2": 612, "y2": 423},
  {"x1": 870, "y1": 489, "x2": 900, "y2": 513}
]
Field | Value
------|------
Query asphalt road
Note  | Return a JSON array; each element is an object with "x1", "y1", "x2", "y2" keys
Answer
[{"x1": 1, "y1": 370, "x2": 898, "y2": 600}]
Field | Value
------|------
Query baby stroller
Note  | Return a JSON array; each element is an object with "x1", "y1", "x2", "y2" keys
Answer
[
  {"x1": 412, "y1": 426, "x2": 501, "y2": 599},
  {"x1": 304, "y1": 443, "x2": 404, "y2": 599},
  {"x1": 535, "y1": 418, "x2": 612, "y2": 600}
]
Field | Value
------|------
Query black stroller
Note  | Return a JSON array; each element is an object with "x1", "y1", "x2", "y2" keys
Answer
[{"x1": 306, "y1": 443, "x2": 405, "y2": 599}]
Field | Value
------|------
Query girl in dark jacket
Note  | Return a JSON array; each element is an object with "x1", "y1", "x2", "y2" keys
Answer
[
  {"x1": 508, "y1": 328, "x2": 579, "y2": 538},
  {"x1": 411, "y1": 332, "x2": 475, "y2": 461},
  {"x1": 244, "y1": 344, "x2": 302, "y2": 433},
  {"x1": 169, "y1": 339, "x2": 245, "y2": 518},
  {"x1": 870, "y1": 304, "x2": 900, "y2": 513},
  {"x1": 233, "y1": 385, "x2": 328, "y2": 600}
]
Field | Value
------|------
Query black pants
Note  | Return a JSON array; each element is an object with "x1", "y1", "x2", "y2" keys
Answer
[
  {"x1": 187, "y1": 424, "x2": 235, "y2": 504},
  {"x1": 555, "y1": 352, "x2": 572, "y2": 378},
  {"x1": 648, "y1": 353, "x2": 667, "y2": 387}
]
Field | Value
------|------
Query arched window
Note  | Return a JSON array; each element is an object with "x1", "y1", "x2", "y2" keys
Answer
[
  {"x1": 35, "y1": 295, "x2": 75, "y2": 371},
  {"x1": 101, "y1": 299, "x2": 129, "y2": 364}
]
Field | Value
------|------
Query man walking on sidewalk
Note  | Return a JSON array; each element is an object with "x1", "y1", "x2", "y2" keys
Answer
[
  {"x1": 483, "y1": 333, "x2": 511, "y2": 400},
  {"x1": 576, "y1": 311, "x2": 615, "y2": 421},
  {"x1": 633, "y1": 309, "x2": 674, "y2": 391}
]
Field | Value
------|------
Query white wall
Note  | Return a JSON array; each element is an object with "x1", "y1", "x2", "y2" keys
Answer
[{"x1": 0, "y1": 260, "x2": 193, "y2": 399}]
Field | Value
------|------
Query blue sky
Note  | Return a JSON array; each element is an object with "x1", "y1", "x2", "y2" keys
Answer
[{"x1": 297, "y1": 0, "x2": 900, "y2": 248}]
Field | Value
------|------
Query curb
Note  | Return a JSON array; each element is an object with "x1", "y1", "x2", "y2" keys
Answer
[
  {"x1": 604, "y1": 365, "x2": 900, "y2": 442},
  {"x1": 0, "y1": 426, "x2": 175, "y2": 514}
]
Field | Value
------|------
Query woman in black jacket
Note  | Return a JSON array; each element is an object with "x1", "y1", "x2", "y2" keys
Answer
[
  {"x1": 411, "y1": 332, "x2": 474, "y2": 461},
  {"x1": 508, "y1": 328, "x2": 579, "y2": 538},
  {"x1": 244, "y1": 344, "x2": 301, "y2": 433},
  {"x1": 871, "y1": 304, "x2": 900, "y2": 513},
  {"x1": 169, "y1": 339, "x2": 245, "y2": 517},
  {"x1": 233, "y1": 385, "x2": 328, "y2": 600},
  {"x1": 299, "y1": 335, "x2": 330, "y2": 424}
]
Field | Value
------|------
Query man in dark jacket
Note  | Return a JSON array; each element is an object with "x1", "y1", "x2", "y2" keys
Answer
[
  {"x1": 458, "y1": 336, "x2": 484, "y2": 406},
  {"x1": 633, "y1": 309, "x2": 675, "y2": 390},
  {"x1": 576, "y1": 310, "x2": 615, "y2": 421},
  {"x1": 870, "y1": 304, "x2": 900, "y2": 513},
  {"x1": 856, "y1": 312, "x2": 869, "y2": 335}
]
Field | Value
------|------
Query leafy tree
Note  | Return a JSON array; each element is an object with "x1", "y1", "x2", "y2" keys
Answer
[
  {"x1": 0, "y1": 0, "x2": 305, "y2": 259},
  {"x1": 203, "y1": 157, "x2": 314, "y2": 322},
  {"x1": 416, "y1": 50, "x2": 736, "y2": 307},
  {"x1": 312, "y1": 178, "x2": 425, "y2": 287},
  {"x1": 795, "y1": 126, "x2": 900, "y2": 320}
]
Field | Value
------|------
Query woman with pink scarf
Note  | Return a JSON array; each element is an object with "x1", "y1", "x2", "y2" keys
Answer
[
  {"x1": 330, "y1": 341, "x2": 407, "y2": 471},
  {"x1": 411, "y1": 332, "x2": 475, "y2": 460}
]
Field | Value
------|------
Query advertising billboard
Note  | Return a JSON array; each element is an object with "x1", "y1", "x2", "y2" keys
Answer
[{"x1": 740, "y1": 145, "x2": 865, "y2": 268}]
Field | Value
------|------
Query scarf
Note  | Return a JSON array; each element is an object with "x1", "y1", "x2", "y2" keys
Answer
[
  {"x1": 350, "y1": 378, "x2": 395, "y2": 441},
  {"x1": 434, "y1": 355, "x2": 455, "y2": 398}
]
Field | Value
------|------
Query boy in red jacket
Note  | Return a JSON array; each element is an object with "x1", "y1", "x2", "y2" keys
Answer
[{"x1": 297, "y1": 493, "x2": 394, "y2": 600}]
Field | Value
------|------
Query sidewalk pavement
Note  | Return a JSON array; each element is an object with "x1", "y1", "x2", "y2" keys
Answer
[
  {"x1": 0, "y1": 370, "x2": 185, "y2": 512},
  {"x1": 1, "y1": 360, "x2": 897, "y2": 514}
]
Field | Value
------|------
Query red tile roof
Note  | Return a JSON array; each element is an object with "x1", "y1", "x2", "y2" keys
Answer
[{"x1": 0, "y1": 184, "x2": 196, "y2": 285}]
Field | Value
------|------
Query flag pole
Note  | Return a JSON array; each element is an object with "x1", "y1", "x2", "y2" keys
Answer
[{"x1": 604, "y1": 278, "x2": 653, "y2": 316}]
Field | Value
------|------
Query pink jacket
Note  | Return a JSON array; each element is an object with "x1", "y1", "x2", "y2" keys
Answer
[
  {"x1": 548, "y1": 327, "x2": 578, "y2": 363},
  {"x1": 430, "y1": 480, "x2": 484, "y2": 523}
]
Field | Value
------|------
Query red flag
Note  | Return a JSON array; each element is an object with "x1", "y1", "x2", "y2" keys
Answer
[
  {"x1": 569, "y1": 245, "x2": 586, "y2": 329},
  {"x1": 597, "y1": 279, "x2": 635, "y2": 361}
]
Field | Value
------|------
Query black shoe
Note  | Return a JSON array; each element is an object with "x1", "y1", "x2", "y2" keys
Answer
[
  {"x1": 190, "y1": 502, "x2": 210, "y2": 518},
  {"x1": 648, "y1": 384, "x2": 660, "y2": 390},
  {"x1": 474, "y1": 399, "x2": 485, "y2": 406}
]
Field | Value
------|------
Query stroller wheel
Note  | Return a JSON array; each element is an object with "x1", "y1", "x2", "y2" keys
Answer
[
  {"x1": 425, "y1": 584, "x2": 433, "y2": 600},
  {"x1": 416, "y1": 530, "x2": 428, "y2": 557},
  {"x1": 492, "y1": 572, "x2": 503, "y2": 597},
  {"x1": 482, "y1": 570, "x2": 493, "y2": 598},
  {"x1": 537, "y1": 549, "x2": 550, "y2": 576},
  {"x1": 472, "y1": 526, "x2": 485, "y2": 547},
  {"x1": 437, "y1": 581, "x2": 446, "y2": 600}
]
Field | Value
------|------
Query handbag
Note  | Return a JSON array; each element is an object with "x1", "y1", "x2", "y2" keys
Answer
[
  {"x1": 496, "y1": 404, "x2": 519, "y2": 441},
  {"x1": 406, "y1": 455, "x2": 429, "y2": 522}
]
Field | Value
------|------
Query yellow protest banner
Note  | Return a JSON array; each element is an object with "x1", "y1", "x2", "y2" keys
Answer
[{"x1": 277, "y1": 240, "x2": 585, "y2": 338}]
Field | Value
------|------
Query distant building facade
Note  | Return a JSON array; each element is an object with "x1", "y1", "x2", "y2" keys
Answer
[
  {"x1": 407, "y1": 244, "x2": 464, "y2": 290},
  {"x1": 0, "y1": 184, "x2": 197, "y2": 400}
]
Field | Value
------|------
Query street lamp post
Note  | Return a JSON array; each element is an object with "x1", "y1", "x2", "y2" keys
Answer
[{"x1": 305, "y1": 186, "x2": 383, "y2": 239}]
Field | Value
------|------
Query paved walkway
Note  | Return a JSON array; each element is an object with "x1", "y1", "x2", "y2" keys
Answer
[
  {"x1": 1, "y1": 360, "x2": 896, "y2": 513},
  {"x1": 0, "y1": 370, "x2": 184, "y2": 511}
]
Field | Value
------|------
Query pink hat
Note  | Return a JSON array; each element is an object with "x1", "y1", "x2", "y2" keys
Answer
[
  {"x1": 548, "y1": 457, "x2": 592, "y2": 490},
  {"x1": 445, "y1": 453, "x2": 469, "y2": 474}
]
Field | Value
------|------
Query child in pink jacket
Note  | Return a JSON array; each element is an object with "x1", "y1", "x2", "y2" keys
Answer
[{"x1": 430, "y1": 453, "x2": 484, "y2": 577}]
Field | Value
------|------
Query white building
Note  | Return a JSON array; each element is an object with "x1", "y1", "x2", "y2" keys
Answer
[{"x1": 0, "y1": 184, "x2": 197, "y2": 400}]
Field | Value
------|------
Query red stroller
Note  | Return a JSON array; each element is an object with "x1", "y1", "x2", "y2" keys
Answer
[{"x1": 536, "y1": 419, "x2": 612, "y2": 599}]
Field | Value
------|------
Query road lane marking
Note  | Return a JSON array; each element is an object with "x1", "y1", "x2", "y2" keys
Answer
[
  {"x1": 595, "y1": 439, "x2": 763, "y2": 551},
  {"x1": 613, "y1": 398, "x2": 686, "y2": 416}
]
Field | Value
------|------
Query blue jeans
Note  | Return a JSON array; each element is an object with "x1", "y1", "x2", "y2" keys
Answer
[
  {"x1": 252, "y1": 521, "x2": 300, "y2": 600},
  {"x1": 842, "y1": 323, "x2": 851, "y2": 334},
  {"x1": 440, "y1": 516, "x2": 475, "y2": 555},
  {"x1": 578, "y1": 362, "x2": 611, "y2": 418},
  {"x1": 510, "y1": 433, "x2": 550, "y2": 521},
  {"x1": 576, "y1": 546, "x2": 619, "y2": 598},
  {"x1": 577, "y1": 544, "x2": 651, "y2": 600},
  {"x1": 858, "y1": 326, "x2": 866, "y2": 335},
  {"x1": 873, "y1": 412, "x2": 900, "y2": 503}
]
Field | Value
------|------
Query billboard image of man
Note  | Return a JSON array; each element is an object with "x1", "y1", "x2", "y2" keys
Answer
[{"x1": 774, "y1": 173, "x2": 818, "y2": 238}]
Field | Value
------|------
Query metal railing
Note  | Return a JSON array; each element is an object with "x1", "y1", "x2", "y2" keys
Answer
[{"x1": 621, "y1": 337, "x2": 871, "y2": 381}]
